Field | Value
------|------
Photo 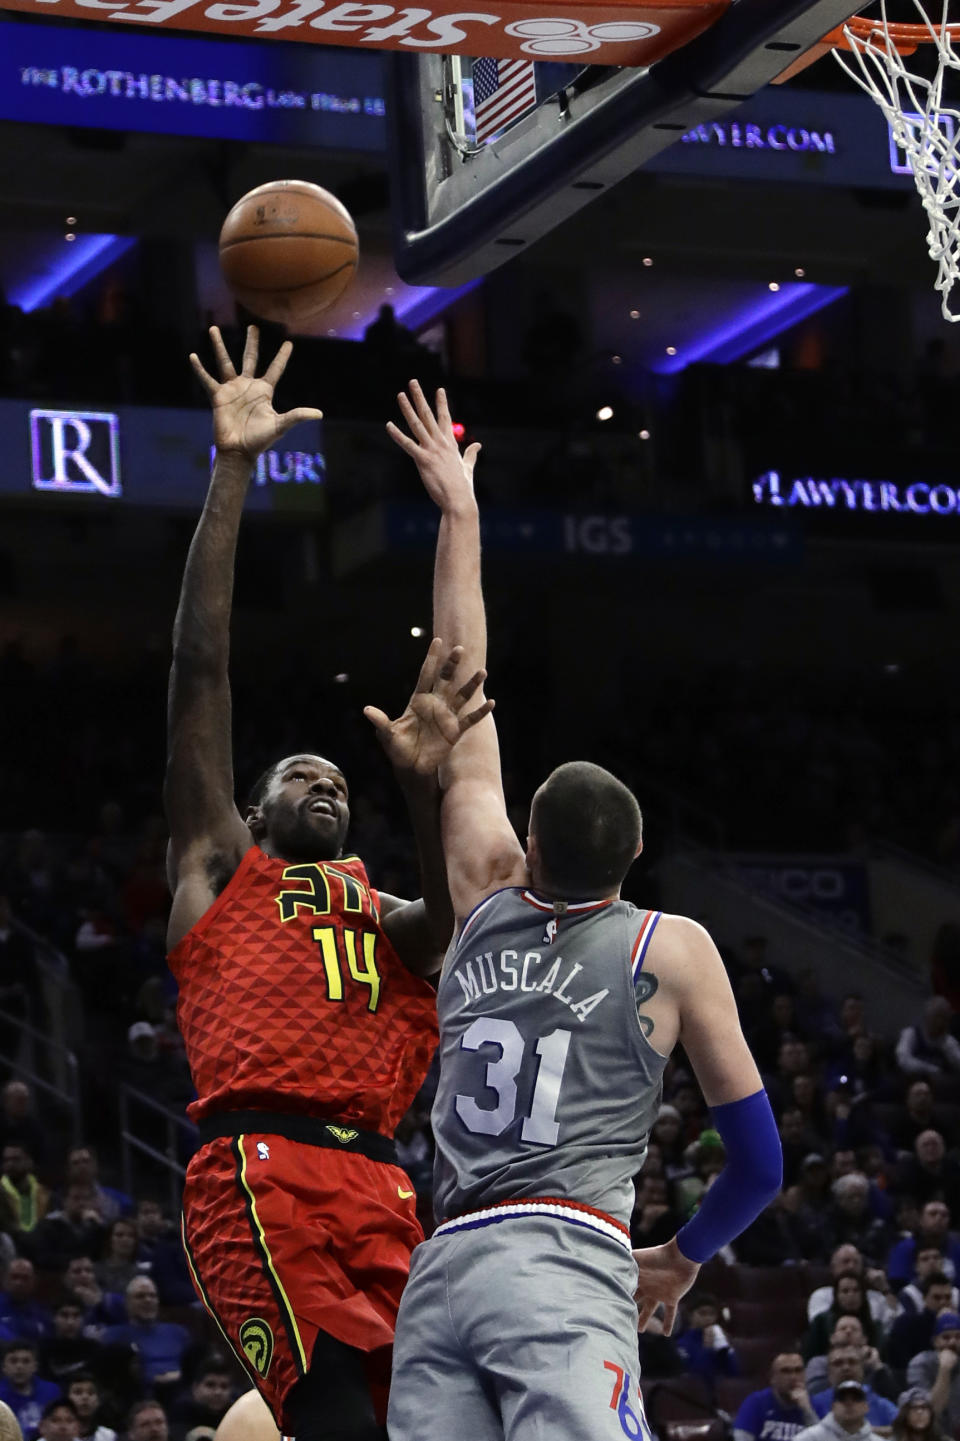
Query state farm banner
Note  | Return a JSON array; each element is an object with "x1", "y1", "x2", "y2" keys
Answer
[{"x1": 0, "y1": 0, "x2": 727, "y2": 67}]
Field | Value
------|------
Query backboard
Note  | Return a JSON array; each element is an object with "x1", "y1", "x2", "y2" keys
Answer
[{"x1": 386, "y1": 0, "x2": 870, "y2": 285}]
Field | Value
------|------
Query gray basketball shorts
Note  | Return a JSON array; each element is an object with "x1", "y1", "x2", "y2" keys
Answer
[{"x1": 387, "y1": 1202, "x2": 651, "y2": 1441}]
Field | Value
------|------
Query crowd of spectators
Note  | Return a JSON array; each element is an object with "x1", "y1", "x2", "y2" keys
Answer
[
  {"x1": 0, "y1": 631, "x2": 959, "y2": 1441},
  {"x1": 0, "y1": 1088, "x2": 246, "y2": 1441},
  {"x1": 618, "y1": 965, "x2": 960, "y2": 1441},
  {"x1": 7, "y1": 876, "x2": 960, "y2": 1441}
]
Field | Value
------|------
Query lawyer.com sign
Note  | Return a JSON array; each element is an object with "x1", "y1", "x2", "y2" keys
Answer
[{"x1": 0, "y1": 0, "x2": 726, "y2": 66}]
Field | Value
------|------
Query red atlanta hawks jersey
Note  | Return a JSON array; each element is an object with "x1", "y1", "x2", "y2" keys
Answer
[{"x1": 169, "y1": 847, "x2": 438, "y2": 1135}]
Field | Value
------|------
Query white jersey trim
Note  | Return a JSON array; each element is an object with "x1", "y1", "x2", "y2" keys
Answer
[{"x1": 433, "y1": 1198, "x2": 633, "y2": 1251}]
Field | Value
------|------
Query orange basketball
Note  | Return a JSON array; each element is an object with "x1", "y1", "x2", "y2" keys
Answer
[{"x1": 219, "y1": 180, "x2": 358, "y2": 327}]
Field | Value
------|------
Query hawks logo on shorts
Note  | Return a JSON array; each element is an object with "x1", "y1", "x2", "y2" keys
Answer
[{"x1": 240, "y1": 1318, "x2": 274, "y2": 1377}]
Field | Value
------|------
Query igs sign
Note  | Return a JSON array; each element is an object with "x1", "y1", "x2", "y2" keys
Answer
[{"x1": 30, "y1": 409, "x2": 122, "y2": 497}]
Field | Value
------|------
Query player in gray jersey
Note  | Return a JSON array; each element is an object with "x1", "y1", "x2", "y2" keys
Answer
[
  {"x1": 431, "y1": 886, "x2": 668, "y2": 1229},
  {"x1": 381, "y1": 384, "x2": 784, "y2": 1441}
]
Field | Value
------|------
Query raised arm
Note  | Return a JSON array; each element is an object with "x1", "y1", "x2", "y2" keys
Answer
[
  {"x1": 364, "y1": 639, "x2": 494, "y2": 971},
  {"x1": 165, "y1": 326, "x2": 321, "y2": 949},
  {"x1": 388, "y1": 384, "x2": 526, "y2": 923},
  {"x1": 632, "y1": 917, "x2": 782, "y2": 1332}
]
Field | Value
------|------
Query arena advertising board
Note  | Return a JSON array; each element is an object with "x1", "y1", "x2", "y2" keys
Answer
[
  {"x1": 0, "y1": 399, "x2": 325, "y2": 512},
  {"x1": 378, "y1": 503, "x2": 802, "y2": 560},
  {"x1": 0, "y1": 20, "x2": 386, "y2": 147},
  {"x1": 0, "y1": 0, "x2": 727, "y2": 68},
  {"x1": 752, "y1": 469, "x2": 960, "y2": 517},
  {"x1": 647, "y1": 87, "x2": 913, "y2": 191},
  {"x1": 730, "y1": 855, "x2": 872, "y2": 937}
]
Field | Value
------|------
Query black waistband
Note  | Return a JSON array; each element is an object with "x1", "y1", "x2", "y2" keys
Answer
[{"x1": 196, "y1": 1110, "x2": 397, "y2": 1165}]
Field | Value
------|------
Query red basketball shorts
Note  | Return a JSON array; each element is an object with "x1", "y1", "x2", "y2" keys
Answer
[{"x1": 180, "y1": 1133, "x2": 423, "y2": 1429}]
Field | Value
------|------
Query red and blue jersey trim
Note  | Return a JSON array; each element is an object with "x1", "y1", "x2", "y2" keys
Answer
[
  {"x1": 458, "y1": 887, "x2": 614, "y2": 944},
  {"x1": 520, "y1": 890, "x2": 613, "y2": 916},
  {"x1": 433, "y1": 1196, "x2": 632, "y2": 1251},
  {"x1": 631, "y1": 910, "x2": 662, "y2": 980}
]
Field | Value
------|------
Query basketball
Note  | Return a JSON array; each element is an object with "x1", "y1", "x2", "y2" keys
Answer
[
  {"x1": 213, "y1": 1391, "x2": 282, "y2": 1441},
  {"x1": 218, "y1": 180, "x2": 358, "y2": 327}
]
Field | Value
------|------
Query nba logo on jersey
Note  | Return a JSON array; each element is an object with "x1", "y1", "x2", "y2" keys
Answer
[
  {"x1": 543, "y1": 917, "x2": 559, "y2": 945},
  {"x1": 256, "y1": 1142, "x2": 270, "y2": 1161}
]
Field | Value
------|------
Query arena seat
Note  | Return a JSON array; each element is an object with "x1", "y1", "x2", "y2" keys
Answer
[
  {"x1": 735, "y1": 1267, "x2": 808, "y2": 1302},
  {"x1": 662, "y1": 1420, "x2": 726, "y2": 1441},
  {"x1": 728, "y1": 1297, "x2": 807, "y2": 1338},
  {"x1": 715, "y1": 1376, "x2": 762, "y2": 1416},
  {"x1": 644, "y1": 1376, "x2": 715, "y2": 1427},
  {"x1": 699, "y1": 1260, "x2": 741, "y2": 1299},
  {"x1": 726, "y1": 1336, "x2": 789, "y2": 1377}
]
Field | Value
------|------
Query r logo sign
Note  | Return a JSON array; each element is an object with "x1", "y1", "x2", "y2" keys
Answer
[{"x1": 30, "y1": 409, "x2": 121, "y2": 497}]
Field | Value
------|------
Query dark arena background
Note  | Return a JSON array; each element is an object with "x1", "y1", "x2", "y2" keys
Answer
[{"x1": 3, "y1": 0, "x2": 960, "y2": 1436}]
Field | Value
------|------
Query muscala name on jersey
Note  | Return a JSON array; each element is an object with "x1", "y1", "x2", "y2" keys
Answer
[{"x1": 452, "y1": 950, "x2": 609, "y2": 1023}]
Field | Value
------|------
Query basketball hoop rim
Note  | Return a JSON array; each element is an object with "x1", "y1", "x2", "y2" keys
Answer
[{"x1": 820, "y1": 13, "x2": 960, "y2": 54}]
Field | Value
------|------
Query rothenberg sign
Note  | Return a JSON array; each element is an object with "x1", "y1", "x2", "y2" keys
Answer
[{"x1": 0, "y1": 0, "x2": 727, "y2": 66}]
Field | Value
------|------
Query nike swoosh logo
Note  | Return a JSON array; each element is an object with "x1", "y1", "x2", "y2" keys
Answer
[{"x1": 398, "y1": 1187, "x2": 415, "y2": 1199}]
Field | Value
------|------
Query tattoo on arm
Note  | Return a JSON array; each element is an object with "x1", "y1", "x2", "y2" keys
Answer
[{"x1": 635, "y1": 971, "x2": 659, "y2": 1038}]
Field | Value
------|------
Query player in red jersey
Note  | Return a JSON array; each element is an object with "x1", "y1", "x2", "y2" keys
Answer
[{"x1": 165, "y1": 327, "x2": 492, "y2": 1441}]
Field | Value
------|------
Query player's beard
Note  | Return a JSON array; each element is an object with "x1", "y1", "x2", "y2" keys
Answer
[{"x1": 270, "y1": 803, "x2": 346, "y2": 862}]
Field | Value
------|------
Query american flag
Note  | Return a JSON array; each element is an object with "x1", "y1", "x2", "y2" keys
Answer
[{"x1": 472, "y1": 58, "x2": 538, "y2": 144}]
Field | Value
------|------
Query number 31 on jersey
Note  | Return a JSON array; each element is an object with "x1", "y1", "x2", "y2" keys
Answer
[{"x1": 455, "y1": 1019, "x2": 572, "y2": 1147}]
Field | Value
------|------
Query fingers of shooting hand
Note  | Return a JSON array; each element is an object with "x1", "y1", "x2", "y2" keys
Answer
[
  {"x1": 463, "y1": 442, "x2": 482, "y2": 475},
  {"x1": 209, "y1": 326, "x2": 237, "y2": 380},
  {"x1": 413, "y1": 637, "x2": 444, "y2": 694},
  {"x1": 435, "y1": 386, "x2": 453, "y2": 434},
  {"x1": 275, "y1": 407, "x2": 324, "y2": 437},
  {"x1": 397, "y1": 390, "x2": 431, "y2": 444},
  {"x1": 263, "y1": 339, "x2": 294, "y2": 389},
  {"x1": 408, "y1": 379, "x2": 442, "y2": 438},
  {"x1": 241, "y1": 325, "x2": 259, "y2": 377},
  {"x1": 386, "y1": 420, "x2": 420, "y2": 458},
  {"x1": 189, "y1": 353, "x2": 217, "y2": 396},
  {"x1": 362, "y1": 705, "x2": 391, "y2": 734},
  {"x1": 460, "y1": 698, "x2": 494, "y2": 733},
  {"x1": 435, "y1": 644, "x2": 464, "y2": 688},
  {"x1": 450, "y1": 667, "x2": 485, "y2": 711}
]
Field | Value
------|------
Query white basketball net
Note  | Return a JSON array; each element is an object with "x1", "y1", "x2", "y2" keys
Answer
[{"x1": 833, "y1": 0, "x2": 960, "y2": 320}]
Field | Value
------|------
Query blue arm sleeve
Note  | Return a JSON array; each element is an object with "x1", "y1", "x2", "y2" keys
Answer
[{"x1": 675, "y1": 1088, "x2": 783, "y2": 1264}]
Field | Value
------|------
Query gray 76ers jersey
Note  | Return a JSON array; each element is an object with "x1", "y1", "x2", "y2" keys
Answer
[{"x1": 431, "y1": 887, "x2": 667, "y2": 1229}]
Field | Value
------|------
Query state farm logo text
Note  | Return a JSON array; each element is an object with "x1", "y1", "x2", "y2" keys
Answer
[{"x1": 19, "y1": 0, "x2": 659, "y2": 56}]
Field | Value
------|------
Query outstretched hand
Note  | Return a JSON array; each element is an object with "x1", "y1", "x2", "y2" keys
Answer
[
  {"x1": 190, "y1": 325, "x2": 322, "y2": 460},
  {"x1": 387, "y1": 380, "x2": 480, "y2": 513},
  {"x1": 364, "y1": 639, "x2": 493, "y2": 776},
  {"x1": 633, "y1": 1238, "x2": 701, "y2": 1335}
]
